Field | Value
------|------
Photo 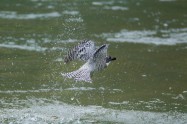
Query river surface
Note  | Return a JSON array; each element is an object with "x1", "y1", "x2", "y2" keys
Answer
[{"x1": 0, "y1": 0, "x2": 187, "y2": 123}]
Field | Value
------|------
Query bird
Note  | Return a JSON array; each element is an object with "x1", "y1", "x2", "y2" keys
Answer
[{"x1": 61, "y1": 40, "x2": 116, "y2": 83}]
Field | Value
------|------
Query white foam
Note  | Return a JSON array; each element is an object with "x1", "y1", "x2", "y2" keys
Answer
[
  {"x1": 62, "y1": 10, "x2": 79, "y2": 15},
  {"x1": 0, "y1": 37, "x2": 82, "y2": 52},
  {"x1": 0, "y1": 89, "x2": 60, "y2": 94},
  {"x1": 92, "y1": 1, "x2": 114, "y2": 6},
  {"x1": 0, "y1": 11, "x2": 61, "y2": 20},
  {"x1": 41, "y1": 38, "x2": 78, "y2": 44},
  {"x1": 101, "y1": 28, "x2": 187, "y2": 45},
  {"x1": 0, "y1": 87, "x2": 104, "y2": 94},
  {"x1": 1, "y1": 103, "x2": 187, "y2": 123},
  {"x1": 104, "y1": 6, "x2": 128, "y2": 11},
  {"x1": 109, "y1": 101, "x2": 129, "y2": 105},
  {"x1": 65, "y1": 87, "x2": 96, "y2": 91},
  {"x1": 0, "y1": 43, "x2": 47, "y2": 52}
]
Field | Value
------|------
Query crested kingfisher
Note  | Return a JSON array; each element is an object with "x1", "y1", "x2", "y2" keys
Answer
[{"x1": 61, "y1": 40, "x2": 116, "y2": 83}]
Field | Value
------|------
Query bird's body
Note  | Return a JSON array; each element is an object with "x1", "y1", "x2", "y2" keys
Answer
[
  {"x1": 62, "y1": 40, "x2": 116, "y2": 83},
  {"x1": 64, "y1": 40, "x2": 95, "y2": 63}
]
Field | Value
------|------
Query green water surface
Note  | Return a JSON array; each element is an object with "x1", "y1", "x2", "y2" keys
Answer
[{"x1": 0, "y1": 0, "x2": 187, "y2": 123}]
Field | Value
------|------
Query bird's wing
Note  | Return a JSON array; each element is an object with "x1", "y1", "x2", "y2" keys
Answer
[
  {"x1": 64, "y1": 40, "x2": 95, "y2": 63},
  {"x1": 61, "y1": 65, "x2": 92, "y2": 83},
  {"x1": 91, "y1": 44, "x2": 109, "y2": 71}
]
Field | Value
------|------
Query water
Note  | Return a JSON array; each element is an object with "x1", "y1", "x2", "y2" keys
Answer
[{"x1": 0, "y1": 0, "x2": 187, "y2": 123}]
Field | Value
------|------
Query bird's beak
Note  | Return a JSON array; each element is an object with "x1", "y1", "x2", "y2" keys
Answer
[{"x1": 111, "y1": 57, "x2": 116, "y2": 61}]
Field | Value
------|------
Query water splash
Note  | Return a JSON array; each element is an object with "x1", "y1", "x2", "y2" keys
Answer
[{"x1": 1, "y1": 103, "x2": 187, "y2": 123}]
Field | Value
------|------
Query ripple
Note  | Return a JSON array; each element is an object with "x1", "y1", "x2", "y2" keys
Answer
[
  {"x1": 0, "y1": 89, "x2": 60, "y2": 94},
  {"x1": 109, "y1": 101, "x2": 129, "y2": 105},
  {"x1": 1, "y1": 103, "x2": 187, "y2": 123},
  {"x1": 65, "y1": 87, "x2": 96, "y2": 91},
  {"x1": 104, "y1": 6, "x2": 128, "y2": 11},
  {"x1": 62, "y1": 10, "x2": 80, "y2": 15},
  {"x1": 0, "y1": 43, "x2": 47, "y2": 52},
  {"x1": 0, "y1": 37, "x2": 71, "y2": 52},
  {"x1": 92, "y1": 1, "x2": 114, "y2": 6},
  {"x1": 0, "y1": 11, "x2": 61, "y2": 20},
  {"x1": 101, "y1": 28, "x2": 187, "y2": 45}
]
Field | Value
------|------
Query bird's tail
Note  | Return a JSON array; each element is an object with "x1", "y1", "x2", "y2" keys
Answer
[{"x1": 61, "y1": 68, "x2": 92, "y2": 83}]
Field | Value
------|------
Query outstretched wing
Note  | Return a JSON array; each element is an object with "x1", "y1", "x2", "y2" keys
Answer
[
  {"x1": 64, "y1": 40, "x2": 95, "y2": 63},
  {"x1": 91, "y1": 44, "x2": 109, "y2": 71},
  {"x1": 61, "y1": 65, "x2": 92, "y2": 83}
]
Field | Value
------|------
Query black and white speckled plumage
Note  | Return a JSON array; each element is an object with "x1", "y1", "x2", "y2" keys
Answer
[
  {"x1": 62, "y1": 40, "x2": 116, "y2": 83},
  {"x1": 64, "y1": 40, "x2": 95, "y2": 63}
]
